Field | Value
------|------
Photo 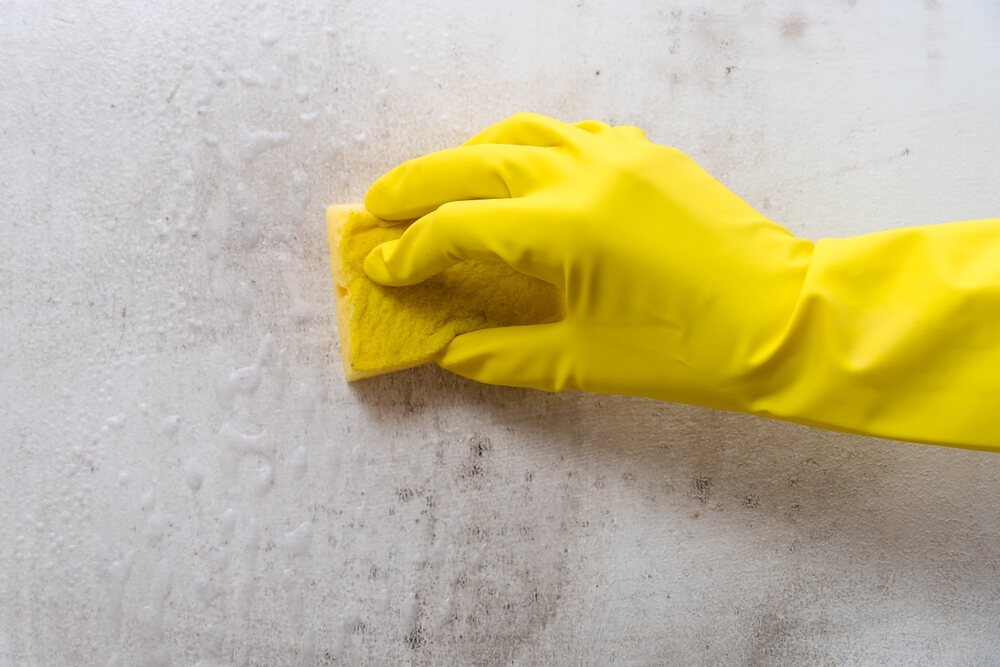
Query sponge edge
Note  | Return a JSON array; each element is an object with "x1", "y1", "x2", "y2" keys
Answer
[
  {"x1": 326, "y1": 204, "x2": 564, "y2": 381},
  {"x1": 327, "y1": 204, "x2": 370, "y2": 381}
]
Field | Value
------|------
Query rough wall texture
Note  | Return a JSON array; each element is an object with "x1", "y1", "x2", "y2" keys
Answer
[{"x1": 3, "y1": 0, "x2": 1000, "y2": 665}]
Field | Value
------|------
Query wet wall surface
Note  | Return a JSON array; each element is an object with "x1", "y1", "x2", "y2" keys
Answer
[{"x1": 2, "y1": 0, "x2": 1000, "y2": 664}]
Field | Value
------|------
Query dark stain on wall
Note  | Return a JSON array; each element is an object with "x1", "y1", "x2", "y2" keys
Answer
[
  {"x1": 780, "y1": 14, "x2": 808, "y2": 40},
  {"x1": 692, "y1": 476, "x2": 713, "y2": 503}
]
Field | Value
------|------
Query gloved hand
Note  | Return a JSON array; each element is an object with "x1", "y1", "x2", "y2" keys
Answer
[{"x1": 364, "y1": 112, "x2": 1000, "y2": 452}]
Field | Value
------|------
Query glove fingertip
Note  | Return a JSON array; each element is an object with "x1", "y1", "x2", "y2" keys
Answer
[
  {"x1": 363, "y1": 240, "x2": 403, "y2": 285},
  {"x1": 436, "y1": 330, "x2": 495, "y2": 379},
  {"x1": 364, "y1": 175, "x2": 395, "y2": 220}
]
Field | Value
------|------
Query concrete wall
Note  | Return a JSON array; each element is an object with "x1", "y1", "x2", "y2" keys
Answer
[{"x1": 3, "y1": 0, "x2": 1000, "y2": 664}]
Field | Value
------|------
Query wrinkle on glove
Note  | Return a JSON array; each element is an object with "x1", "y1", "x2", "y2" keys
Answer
[{"x1": 745, "y1": 218, "x2": 1000, "y2": 452}]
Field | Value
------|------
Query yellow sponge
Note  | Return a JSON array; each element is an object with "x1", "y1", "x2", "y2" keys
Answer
[{"x1": 326, "y1": 205, "x2": 564, "y2": 381}]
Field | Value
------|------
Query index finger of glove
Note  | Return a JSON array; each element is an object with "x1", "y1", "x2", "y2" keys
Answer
[
  {"x1": 463, "y1": 112, "x2": 585, "y2": 147},
  {"x1": 363, "y1": 197, "x2": 565, "y2": 288},
  {"x1": 365, "y1": 143, "x2": 552, "y2": 220}
]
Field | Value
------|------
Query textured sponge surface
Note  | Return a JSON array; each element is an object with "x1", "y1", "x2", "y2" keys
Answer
[{"x1": 327, "y1": 205, "x2": 564, "y2": 380}]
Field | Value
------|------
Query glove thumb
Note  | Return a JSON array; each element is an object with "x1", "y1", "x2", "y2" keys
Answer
[{"x1": 436, "y1": 323, "x2": 574, "y2": 392}]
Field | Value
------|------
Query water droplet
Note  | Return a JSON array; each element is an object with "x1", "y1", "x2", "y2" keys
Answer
[
  {"x1": 144, "y1": 511, "x2": 166, "y2": 545},
  {"x1": 289, "y1": 446, "x2": 308, "y2": 480},
  {"x1": 216, "y1": 335, "x2": 272, "y2": 409},
  {"x1": 259, "y1": 29, "x2": 282, "y2": 46},
  {"x1": 219, "y1": 508, "x2": 237, "y2": 538},
  {"x1": 238, "y1": 69, "x2": 263, "y2": 87},
  {"x1": 282, "y1": 522, "x2": 313, "y2": 556},
  {"x1": 161, "y1": 415, "x2": 180, "y2": 437},
  {"x1": 238, "y1": 281, "x2": 253, "y2": 316},
  {"x1": 254, "y1": 463, "x2": 274, "y2": 496},
  {"x1": 290, "y1": 169, "x2": 308, "y2": 225},
  {"x1": 193, "y1": 87, "x2": 214, "y2": 107},
  {"x1": 234, "y1": 182, "x2": 260, "y2": 248},
  {"x1": 241, "y1": 129, "x2": 291, "y2": 163},
  {"x1": 184, "y1": 458, "x2": 204, "y2": 492}
]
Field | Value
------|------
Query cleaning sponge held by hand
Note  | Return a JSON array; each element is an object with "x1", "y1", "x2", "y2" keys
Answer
[{"x1": 326, "y1": 204, "x2": 564, "y2": 381}]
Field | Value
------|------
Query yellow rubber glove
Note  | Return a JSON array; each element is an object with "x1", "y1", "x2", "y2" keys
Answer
[{"x1": 364, "y1": 112, "x2": 1000, "y2": 452}]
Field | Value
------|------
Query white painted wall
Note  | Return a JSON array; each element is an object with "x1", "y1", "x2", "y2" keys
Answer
[{"x1": 3, "y1": 1, "x2": 1000, "y2": 664}]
